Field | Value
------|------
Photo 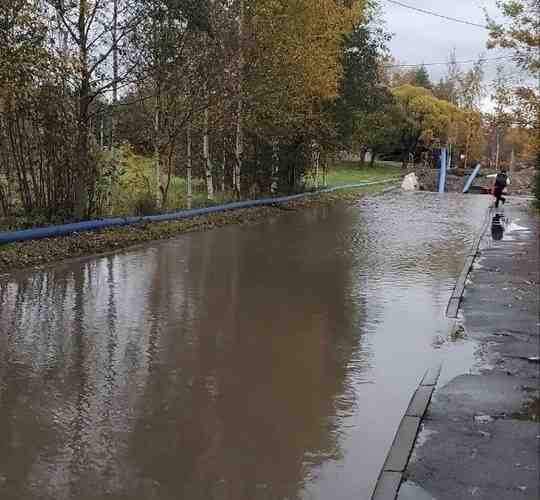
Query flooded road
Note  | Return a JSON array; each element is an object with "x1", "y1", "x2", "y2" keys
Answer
[{"x1": 0, "y1": 192, "x2": 489, "y2": 500}]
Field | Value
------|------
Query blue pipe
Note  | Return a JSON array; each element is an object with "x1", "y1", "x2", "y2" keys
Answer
[
  {"x1": 438, "y1": 148, "x2": 448, "y2": 193},
  {"x1": 0, "y1": 178, "x2": 400, "y2": 245},
  {"x1": 463, "y1": 164, "x2": 482, "y2": 193}
]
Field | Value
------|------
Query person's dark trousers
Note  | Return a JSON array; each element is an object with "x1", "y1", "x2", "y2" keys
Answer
[{"x1": 494, "y1": 187, "x2": 506, "y2": 208}]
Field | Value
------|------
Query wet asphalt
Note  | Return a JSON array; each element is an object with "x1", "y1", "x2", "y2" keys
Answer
[{"x1": 400, "y1": 197, "x2": 540, "y2": 500}]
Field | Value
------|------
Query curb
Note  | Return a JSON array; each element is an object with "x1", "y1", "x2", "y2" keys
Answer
[
  {"x1": 445, "y1": 208, "x2": 492, "y2": 318},
  {"x1": 371, "y1": 364, "x2": 442, "y2": 500}
]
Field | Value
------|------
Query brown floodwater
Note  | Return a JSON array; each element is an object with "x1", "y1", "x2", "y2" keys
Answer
[{"x1": 0, "y1": 192, "x2": 490, "y2": 500}]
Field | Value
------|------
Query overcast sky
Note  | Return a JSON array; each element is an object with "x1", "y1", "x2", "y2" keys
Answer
[{"x1": 380, "y1": 0, "x2": 519, "y2": 106}]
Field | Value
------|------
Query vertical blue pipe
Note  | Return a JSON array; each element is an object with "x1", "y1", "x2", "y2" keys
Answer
[{"x1": 438, "y1": 148, "x2": 447, "y2": 193}]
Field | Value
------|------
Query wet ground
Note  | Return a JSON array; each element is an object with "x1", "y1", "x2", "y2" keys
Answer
[
  {"x1": 0, "y1": 192, "x2": 490, "y2": 500},
  {"x1": 401, "y1": 197, "x2": 540, "y2": 500}
]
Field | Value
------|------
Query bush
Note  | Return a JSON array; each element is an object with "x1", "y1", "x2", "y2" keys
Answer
[
  {"x1": 133, "y1": 193, "x2": 159, "y2": 216},
  {"x1": 110, "y1": 147, "x2": 156, "y2": 215}
]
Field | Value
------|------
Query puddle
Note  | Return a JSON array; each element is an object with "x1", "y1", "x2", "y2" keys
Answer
[{"x1": 398, "y1": 480, "x2": 437, "y2": 500}]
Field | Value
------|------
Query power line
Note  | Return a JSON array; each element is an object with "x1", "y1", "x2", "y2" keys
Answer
[
  {"x1": 384, "y1": 0, "x2": 489, "y2": 29},
  {"x1": 385, "y1": 55, "x2": 513, "y2": 68}
]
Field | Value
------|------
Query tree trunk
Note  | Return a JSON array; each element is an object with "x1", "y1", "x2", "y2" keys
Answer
[
  {"x1": 234, "y1": 0, "x2": 244, "y2": 198},
  {"x1": 312, "y1": 141, "x2": 320, "y2": 189},
  {"x1": 510, "y1": 148, "x2": 515, "y2": 174},
  {"x1": 322, "y1": 154, "x2": 329, "y2": 188},
  {"x1": 401, "y1": 153, "x2": 408, "y2": 169},
  {"x1": 359, "y1": 147, "x2": 367, "y2": 166},
  {"x1": 153, "y1": 93, "x2": 161, "y2": 208},
  {"x1": 111, "y1": 0, "x2": 118, "y2": 150},
  {"x1": 495, "y1": 129, "x2": 500, "y2": 170},
  {"x1": 271, "y1": 139, "x2": 279, "y2": 194},
  {"x1": 370, "y1": 150, "x2": 377, "y2": 167},
  {"x1": 100, "y1": 115, "x2": 104, "y2": 149},
  {"x1": 464, "y1": 130, "x2": 470, "y2": 169},
  {"x1": 203, "y1": 107, "x2": 214, "y2": 200},
  {"x1": 186, "y1": 124, "x2": 192, "y2": 208},
  {"x1": 75, "y1": 0, "x2": 90, "y2": 219},
  {"x1": 221, "y1": 143, "x2": 226, "y2": 193}
]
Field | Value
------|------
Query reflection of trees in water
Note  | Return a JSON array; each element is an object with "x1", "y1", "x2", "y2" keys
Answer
[
  {"x1": 0, "y1": 258, "x2": 163, "y2": 499},
  {"x1": 0, "y1": 207, "x2": 370, "y2": 500},
  {"x1": 131, "y1": 209, "x2": 371, "y2": 500}
]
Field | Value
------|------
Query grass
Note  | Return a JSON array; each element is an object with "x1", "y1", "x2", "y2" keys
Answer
[
  {"x1": 0, "y1": 159, "x2": 404, "y2": 232},
  {"x1": 307, "y1": 161, "x2": 402, "y2": 188},
  {"x1": 138, "y1": 160, "x2": 403, "y2": 213},
  {"x1": 0, "y1": 176, "x2": 402, "y2": 273}
]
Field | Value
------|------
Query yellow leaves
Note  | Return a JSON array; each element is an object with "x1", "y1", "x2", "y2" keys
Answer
[
  {"x1": 392, "y1": 84, "x2": 464, "y2": 146},
  {"x1": 250, "y1": 0, "x2": 365, "y2": 131}
]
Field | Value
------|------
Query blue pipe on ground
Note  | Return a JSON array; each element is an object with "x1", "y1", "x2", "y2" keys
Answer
[
  {"x1": 463, "y1": 164, "x2": 482, "y2": 194},
  {"x1": 0, "y1": 178, "x2": 400, "y2": 245}
]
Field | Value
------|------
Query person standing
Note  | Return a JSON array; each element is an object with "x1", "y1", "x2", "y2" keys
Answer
[{"x1": 493, "y1": 170, "x2": 510, "y2": 208}]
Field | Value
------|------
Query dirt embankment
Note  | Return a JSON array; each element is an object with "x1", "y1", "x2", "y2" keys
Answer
[{"x1": 0, "y1": 184, "x2": 397, "y2": 274}]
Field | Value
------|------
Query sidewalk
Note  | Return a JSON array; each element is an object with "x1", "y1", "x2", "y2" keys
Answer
[{"x1": 398, "y1": 197, "x2": 539, "y2": 500}]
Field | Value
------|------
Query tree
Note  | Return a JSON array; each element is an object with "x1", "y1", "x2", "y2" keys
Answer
[
  {"x1": 487, "y1": 0, "x2": 540, "y2": 74},
  {"x1": 489, "y1": 65, "x2": 515, "y2": 168},
  {"x1": 458, "y1": 109, "x2": 484, "y2": 168},
  {"x1": 0, "y1": 1, "x2": 79, "y2": 218},
  {"x1": 413, "y1": 65, "x2": 432, "y2": 89},
  {"x1": 434, "y1": 52, "x2": 485, "y2": 110},
  {"x1": 45, "y1": 0, "x2": 147, "y2": 217},
  {"x1": 488, "y1": 0, "x2": 540, "y2": 200},
  {"x1": 2, "y1": 0, "x2": 376, "y2": 222},
  {"x1": 433, "y1": 50, "x2": 461, "y2": 104},
  {"x1": 129, "y1": 0, "x2": 213, "y2": 207},
  {"x1": 0, "y1": 1, "x2": 47, "y2": 89},
  {"x1": 457, "y1": 59, "x2": 485, "y2": 109},
  {"x1": 392, "y1": 85, "x2": 460, "y2": 166},
  {"x1": 354, "y1": 102, "x2": 403, "y2": 165},
  {"x1": 242, "y1": 0, "x2": 364, "y2": 191},
  {"x1": 331, "y1": 18, "x2": 392, "y2": 154}
]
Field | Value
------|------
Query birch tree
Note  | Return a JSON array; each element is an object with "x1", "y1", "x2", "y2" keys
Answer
[
  {"x1": 234, "y1": 0, "x2": 244, "y2": 196},
  {"x1": 47, "y1": 0, "x2": 140, "y2": 217}
]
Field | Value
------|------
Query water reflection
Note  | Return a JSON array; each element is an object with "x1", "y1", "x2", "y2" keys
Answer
[
  {"x1": 491, "y1": 213, "x2": 506, "y2": 241},
  {"x1": 0, "y1": 192, "x2": 489, "y2": 500}
]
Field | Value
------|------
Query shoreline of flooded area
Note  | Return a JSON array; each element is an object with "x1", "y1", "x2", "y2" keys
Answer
[
  {"x1": 0, "y1": 183, "x2": 397, "y2": 275},
  {"x1": 0, "y1": 192, "x2": 490, "y2": 500}
]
